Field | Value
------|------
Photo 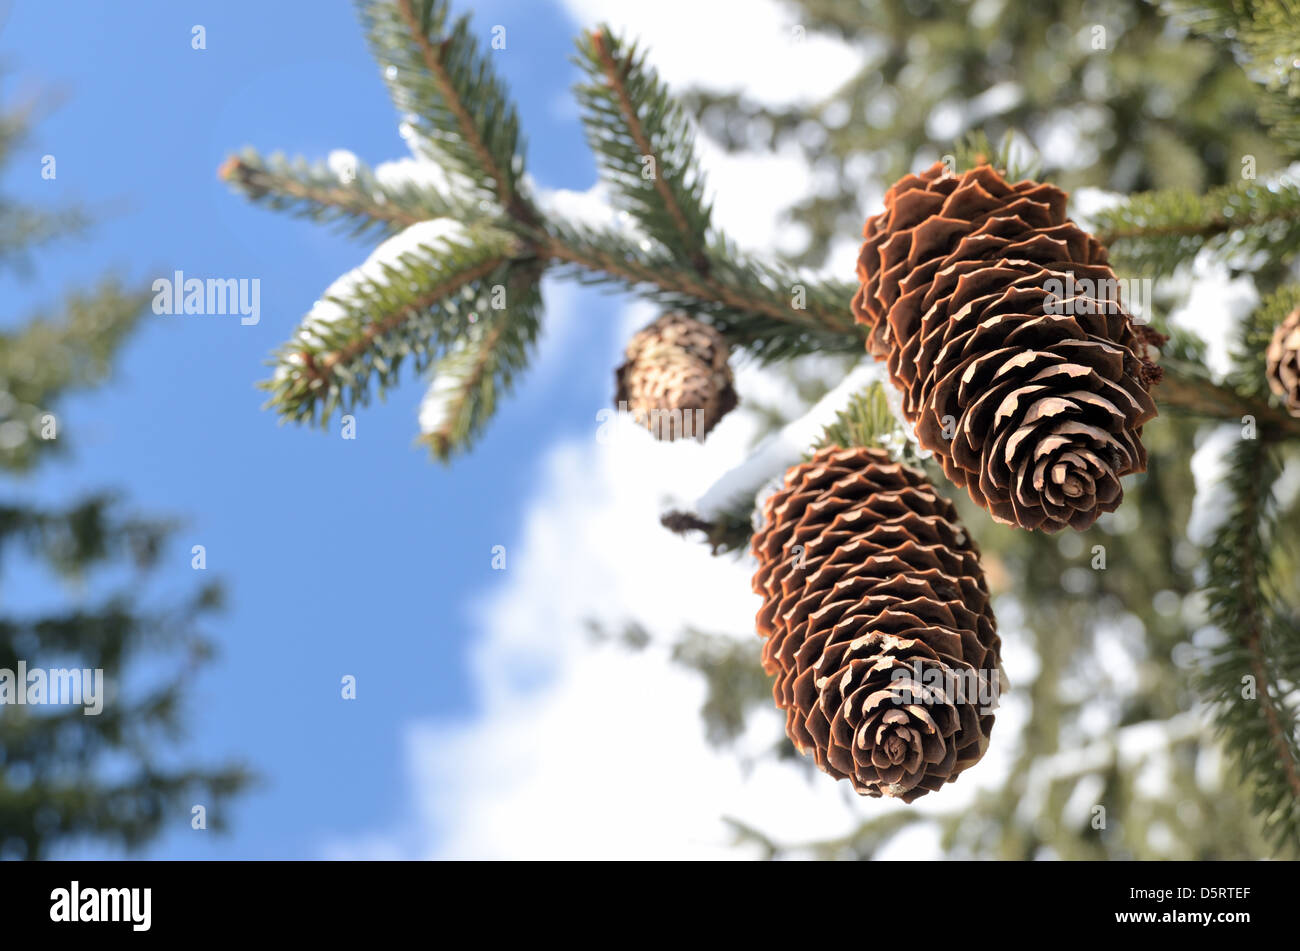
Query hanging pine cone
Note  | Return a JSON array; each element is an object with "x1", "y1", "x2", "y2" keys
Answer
[
  {"x1": 751, "y1": 445, "x2": 1004, "y2": 802},
  {"x1": 614, "y1": 312, "x2": 737, "y2": 441},
  {"x1": 1266, "y1": 307, "x2": 1300, "y2": 416},
  {"x1": 852, "y1": 162, "x2": 1161, "y2": 532}
]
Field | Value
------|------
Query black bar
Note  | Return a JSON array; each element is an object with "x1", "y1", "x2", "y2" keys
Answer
[{"x1": 0, "y1": 860, "x2": 1284, "y2": 938}]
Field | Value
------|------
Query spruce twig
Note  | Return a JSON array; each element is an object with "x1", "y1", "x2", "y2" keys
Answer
[
  {"x1": 389, "y1": 0, "x2": 540, "y2": 226},
  {"x1": 579, "y1": 27, "x2": 712, "y2": 274},
  {"x1": 1092, "y1": 178, "x2": 1300, "y2": 275},
  {"x1": 1199, "y1": 435, "x2": 1300, "y2": 853},
  {"x1": 814, "y1": 380, "x2": 914, "y2": 460},
  {"x1": 218, "y1": 152, "x2": 439, "y2": 237}
]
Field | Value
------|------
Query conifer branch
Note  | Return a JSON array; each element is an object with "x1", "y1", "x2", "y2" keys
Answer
[
  {"x1": 577, "y1": 27, "x2": 713, "y2": 273},
  {"x1": 365, "y1": 0, "x2": 539, "y2": 226},
  {"x1": 814, "y1": 380, "x2": 914, "y2": 459},
  {"x1": 1229, "y1": 286, "x2": 1300, "y2": 401},
  {"x1": 231, "y1": 3, "x2": 1300, "y2": 465},
  {"x1": 304, "y1": 256, "x2": 502, "y2": 380},
  {"x1": 1162, "y1": 0, "x2": 1300, "y2": 153},
  {"x1": 950, "y1": 129, "x2": 1042, "y2": 182},
  {"x1": 1157, "y1": 357, "x2": 1300, "y2": 438},
  {"x1": 0, "y1": 278, "x2": 149, "y2": 470},
  {"x1": 392, "y1": 0, "x2": 508, "y2": 204},
  {"x1": 538, "y1": 220, "x2": 864, "y2": 360},
  {"x1": 1093, "y1": 178, "x2": 1300, "y2": 275},
  {"x1": 218, "y1": 151, "x2": 450, "y2": 238},
  {"x1": 264, "y1": 230, "x2": 515, "y2": 426},
  {"x1": 659, "y1": 507, "x2": 755, "y2": 556},
  {"x1": 1199, "y1": 435, "x2": 1300, "y2": 852},
  {"x1": 417, "y1": 260, "x2": 543, "y2": 460},
  {"x1": 419, "y1": 318, "x2": 507, "y2": 458}
]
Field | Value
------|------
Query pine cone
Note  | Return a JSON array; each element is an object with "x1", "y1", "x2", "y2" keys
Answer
[
  {"x1": 852, "y1": 162, "x2": 1159, "y2": 532},
  {"x1": 614, "y1": 312, "x2": 737, "y2": 441},
  {"x1": 1266, "y1": 307, "x2": 1300, "y2": 416},
  {"x1": 751, "y1": 446, "x2": 1004, "y2": 802}
]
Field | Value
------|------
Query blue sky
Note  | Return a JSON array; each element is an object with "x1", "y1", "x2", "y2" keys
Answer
[{"x1": 4, "y1": 0, "x2": 619, "y2": 858}]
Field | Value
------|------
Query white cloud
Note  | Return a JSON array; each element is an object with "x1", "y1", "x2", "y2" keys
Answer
[{"x1": 558, "y1": 0, "x2": 861, "y2": 105}]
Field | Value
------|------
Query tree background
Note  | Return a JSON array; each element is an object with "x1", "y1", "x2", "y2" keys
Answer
[
  {"x1": 2, "y1": 0, "x2": 1296, "y2": 859},
  {"x1": 660, "y1": 0, "x2": 1300, "y2": 859}
]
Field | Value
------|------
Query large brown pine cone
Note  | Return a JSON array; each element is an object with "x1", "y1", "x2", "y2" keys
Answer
[
  {"x1": 852, "y1": 162, "x2": 1160, "y2": 532},
  {"x1": 615, "y1": 312, "x2": 737, "y2": 441},
  {"x1": 751, "y1": 445, "x2": 1004, "y2": 802},
  {"x1": 1266, "y1": 307, "x2": 1300, "y2": 416}
]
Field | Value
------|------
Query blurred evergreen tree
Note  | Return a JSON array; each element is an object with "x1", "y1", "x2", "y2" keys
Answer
[
  {"x1": 686, "y1": 0, "x2": 1282, "y2": 268},
  {"x1": 0, "y1": 104, "x2": 248, "y2": 860},
  {"x1": 669, "y1": 0, "x2": 1297, "y2": 859}
]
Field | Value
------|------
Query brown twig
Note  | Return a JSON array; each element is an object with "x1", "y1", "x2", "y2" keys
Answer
[
  {"x1": 542, "y1": 235, "x2": 857, "y2": 337},
  {"x1": 1154, "y1": 360, "x2": 1300, "y2": 439}
]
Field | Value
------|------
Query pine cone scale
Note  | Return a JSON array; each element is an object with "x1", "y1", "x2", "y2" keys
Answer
[{"x1": 1267, "y1": 307, "x2": 1300, "y2": 415}]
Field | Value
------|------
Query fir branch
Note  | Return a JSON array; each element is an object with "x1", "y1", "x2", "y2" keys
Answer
[
  {"x1": 217, "y1": 150, "x2": 455, "y2": 239},
  {"x1": 1093, "y1": 177, "x2": 1300, "y2": 275},
  {"x1": 0, "y1": 203, "x2": 92, "y2": 268},
  {"x1": 1162, "y1": 0, "x2": 1300, "y2": 153},
  {"x1": 1194, "y1": 275, "x2": 1300, "y2": 854},
  {"x1": 360, "y1": 0, "x2": 537, "y2": 224},
  {"x1": 1157, "y1": 356, "x2": 1300, "y2": 438},
  {"x1": 1199, "y1": 435, "x2": 1300, "y2": 853},
  {"x1": 417, "y1": 261, "x2": 543, "y2": 460},
  {"x1": 575, "y1": 27, "x2": 713, "y2": 273},
  {"x1": 0, "y1": 495, "x2": 172, "y2": 578},
  {"x1": 950, "y1": 129, "x2": 1042, "y2": 181},
  {"x1": 0, "y1": 278, "x2": 149, "y2": 470},
  {"x1": 264, "y1": 229, "x2": 516, "y2": 427},
  {"x1": 539, "y1": 219, "x2": 864, "y2": 361},
  {"x1": 226, "y1": 2, "x2": 1300, "y2": 470},
  {"x1": 1229, "y1": 285, "x2": 1300, "y2": 401},
  {"x1": 814, "y1": 380, "x2": 914, "y2": 460},
  {"x1": 659, "y1": 507, "x2": 755, "y2": 556},
  {"x1": 670, "y1": 629, "x2": 772, "y2": 748}
]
